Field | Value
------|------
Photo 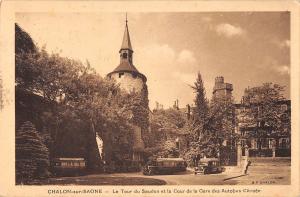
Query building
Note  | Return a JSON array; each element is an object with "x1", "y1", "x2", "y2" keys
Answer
[
  {"x1": 213, "y1": 76, "x2": 233, "y2": 100},
  {"x1": 171, "y1": 76, "x2": 290, "y2": 164},
  {"x1": 107, "y1": 18, "x2": 146, "y2": 93},
  {"x1": 235, "y1": 88, "x2": 291, "y2": 157},
  {"x1": 106, "y1": 17, "x2": 147, "y2": 164}
]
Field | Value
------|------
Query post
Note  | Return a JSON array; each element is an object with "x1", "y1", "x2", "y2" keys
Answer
[
  {"x1": 237, "y1": 141, "x2": 242, "y2": 167},
  {"x1": 272, "y1": 139, "x2": 276, "y2": 158}
]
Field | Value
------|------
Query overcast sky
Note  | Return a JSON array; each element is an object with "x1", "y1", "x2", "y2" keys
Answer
[{"x1": 16, "y1": 12, "x2": 290, "y2": 109}]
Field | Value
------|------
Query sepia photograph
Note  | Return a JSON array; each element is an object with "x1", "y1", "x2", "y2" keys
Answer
[
  {"x1": 14, "y1": 11, "x2": 291, "y2": 185},
  {"x1": 0, "y1": 1, "x2": 299, "y2": 196}
]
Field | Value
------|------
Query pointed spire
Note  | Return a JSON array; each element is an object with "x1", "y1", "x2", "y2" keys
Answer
[{"x1": 120, "y1": 13, "x2": 133, "y2": 51}]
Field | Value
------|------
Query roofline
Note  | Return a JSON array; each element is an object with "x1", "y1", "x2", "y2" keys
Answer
[
  {"x1": 107, "y1": 70, "x2": 147, "y2": 82},
  {"x1": 119, "y1": 48, "x2": 134, "y2": 53},
  {"x1": 235, "y1": 99, "x2": 291, "y2": 108}
]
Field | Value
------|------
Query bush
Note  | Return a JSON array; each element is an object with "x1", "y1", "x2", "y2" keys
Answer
[{"x1": 16, "y1": 121, "x2": 50, "y2": 184}]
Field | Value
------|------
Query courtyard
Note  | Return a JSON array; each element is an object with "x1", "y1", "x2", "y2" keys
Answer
[{"x1": 31, "y1": 158, "x2": 290, "y2": 185}]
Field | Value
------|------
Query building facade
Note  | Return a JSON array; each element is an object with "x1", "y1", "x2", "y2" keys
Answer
[{"x1": 235, "y1": 88, "x2": 291, "y2": 157}]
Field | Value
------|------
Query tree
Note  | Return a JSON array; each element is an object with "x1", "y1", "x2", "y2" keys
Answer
[
  {"x1": 144, "y1": 108, "x2": 187, "y2": 160},
  {"x1": 183, "y1": 72, "x2": 212, "y2": 164},
  {"x1": 15, "y1": 23, "x2": 149, "y2": 173},
  {"x1": 209, "y1": 93, "x2": 236, "y2": 143},
  {"x1": 190, "y1": 72, "x2": 209, "y2": 137},
  {"x1": 184, "y1": 73, "x2": 238, "y2": 164},
  {"x1": 160, "y1": 140, "x2": 179, "y2": 158},
  {"x1": 16, "y1": 121, "x2": 49, "y2": 184},
  {"x1": 238, "y1": 83, "x2": 290, "y2": 149},
  {"x1": 203, "y1": 95, "x2": 237, "y2": 161}
]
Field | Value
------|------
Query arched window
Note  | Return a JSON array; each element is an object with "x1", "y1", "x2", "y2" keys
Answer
[{"x1": 122, "y1": 53, "x2": 127, "y2": 59}]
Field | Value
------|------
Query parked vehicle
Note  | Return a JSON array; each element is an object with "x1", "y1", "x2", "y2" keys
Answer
[
  {"x1": 143, "y1": 158, "x2": 187, "y2": 175},
  {"x1": 194, "y1": 158, "x2": 225, "y2": 175},
  {"x1": 51, "y1": 158, "x2": 86, "y2": 176}
]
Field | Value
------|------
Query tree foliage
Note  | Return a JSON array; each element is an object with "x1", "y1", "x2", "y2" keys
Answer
[
  {"x1": 144, "y1": 108, "x2": 187, "y2": 159},
  {"x1": 15, "y1": 23, "x2": 149, "y2": 172},
  {"x1": 184, "y1": 73, "x2": 237, "y2": 162},
  {"x1": 16, "y1": 121, "x2": 49, "y2": 184},
  {"x1": 238, "y1": 83, "x2": 289, "y2": 138},
  {"x1": 191, "y1": 72, "x2": 209, "y2": 133}
]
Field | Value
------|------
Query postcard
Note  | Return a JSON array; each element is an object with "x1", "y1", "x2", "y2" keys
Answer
[{"x1": 0, "y1": 1, "x2": 299, "y2": 196}]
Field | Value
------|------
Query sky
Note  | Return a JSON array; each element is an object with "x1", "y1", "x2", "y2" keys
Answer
[{"x1": 16, "y1": 12, "x2": 290, "y2": 109}]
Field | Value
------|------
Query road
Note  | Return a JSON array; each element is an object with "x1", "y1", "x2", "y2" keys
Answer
[
  {"x1": 37, "y1": 158, "x2": 290, "y2": 185},
  {"x1": 99, "y1": 170, "x2": 238, "y2": 185}
]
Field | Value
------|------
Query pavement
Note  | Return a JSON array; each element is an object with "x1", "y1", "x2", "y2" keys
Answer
[{"x1": 39, "y1": 157, "x2": 290, "y2": 185}]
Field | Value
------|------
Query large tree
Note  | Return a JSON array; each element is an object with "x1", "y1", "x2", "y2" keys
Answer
[
  {"x1": 15, "y1": 23, "x2": 137, "y2": 171},
  {"x1": 144, "y1": 108, "x2": 187, "y2": 159},
  {"x1": 238, "y1": 83, "x2": 290, "y2": 148},
  {"x1": 184, "y1": 73, "x2": 237, "y2": 165}
]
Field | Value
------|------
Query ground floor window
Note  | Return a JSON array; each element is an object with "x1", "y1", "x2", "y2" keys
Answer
[
  {"x1": 251, "y1": 139, "x2": 257, "y2": 149},
  {"x1": 261, "y1": 138, "x2": 267, "y2": 148},
  {"x1": 267, "y1": 138, "x2": 274, "y2": 149},
  {"x1": 279, "y1": 138, "x2": 289, "y2": 149}
]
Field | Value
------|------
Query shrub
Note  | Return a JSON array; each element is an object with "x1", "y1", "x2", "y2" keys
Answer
[{"x1": 16, "y1": 121, "x2": 50, "y2": 184}]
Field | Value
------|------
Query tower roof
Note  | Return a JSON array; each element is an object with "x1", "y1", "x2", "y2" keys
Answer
[
  {"x1": 107, "y1": 15, "x2": 147, "y2": 82},
  {"x1": 112, "y1": 61, "x2": 139, "y2": 73},
  {"x1": 120, "y1": 19, "x2": 133, "y2": 51},
  {"x1": 108, "y1": 61, "x2": 147, "y2": 82}
]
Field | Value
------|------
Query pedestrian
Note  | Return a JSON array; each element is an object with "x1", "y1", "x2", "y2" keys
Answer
[
  {"x1": 192, "y1": 155, "x2": 197, "y2": 167},
  {"x1": 244, "y1": 160, "x2": 251, "y2": 175},
  {"x1": 196, "y1": 154, "x2": 201, "y2": 166}
]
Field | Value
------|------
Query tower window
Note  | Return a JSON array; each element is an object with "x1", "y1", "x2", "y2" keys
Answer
[
  {"x1": 122, "y1": 53, "x2": 127, "y2": 59},
  {"x1": 119, "y1": 72, "x2": 124, "y2": 78},
  {"x1": 132, "y1": 73, "x2": 137, "y2": 78}
]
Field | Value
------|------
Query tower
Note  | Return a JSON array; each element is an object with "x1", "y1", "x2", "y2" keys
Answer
[
  {"x1": 107, "y1": 16, "x2": 147, "y2": 93},
  {"x1": 107, "y1": 16, "x2": 147, "y2": 164},
  {"x1": 213, "y1": 76, "x2": 233, "y2": 99}
]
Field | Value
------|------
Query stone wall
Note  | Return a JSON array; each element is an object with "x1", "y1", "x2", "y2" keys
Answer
[
  {"x1": 213, "y1": 76, "x2": 233, "y2": 99},
  {"x1": 110, "y1": 72, "x2": 144, "y2": 92}
]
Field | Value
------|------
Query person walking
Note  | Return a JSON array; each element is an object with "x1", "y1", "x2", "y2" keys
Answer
[{"x1": 243, "y1": 160, "x2": 252, "y2": 175}]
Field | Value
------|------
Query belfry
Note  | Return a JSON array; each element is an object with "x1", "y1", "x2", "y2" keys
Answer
[{"x1": 107, "y1": 15, "x2": 147, "y2": 93}]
